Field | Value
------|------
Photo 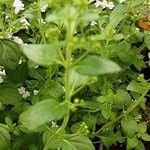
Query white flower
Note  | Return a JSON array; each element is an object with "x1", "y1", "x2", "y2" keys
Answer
[
  {"x1": 41, "y1": 3, "x2": 48, "y2": 12},
  {"x1": 0, "y1": 76, "x2": 3, "y2": 83},
  {"x1": 13, "y1": 0, "x2": 24, "y2": 14},
  {"x1": 33, "y1": 90, "x2": 39, "y2": 96},
  {"x1": 100, "y1": 0, "x2": 108, "y2": 8},
  {"x1": 95, "y1": 1, "x2": 101, "y2": 7},
  {"x1": 20, "y1": 17, "x2": 30, "y2": 28},
  {"x1": 119, "y1": 0, "x2": 125, "y2": 3},
  {"x1": 90, "y1": 21, "x2": 97, "y2": 26},
  {"x1": 22, "y1": 91, "x2": 30, "y2": 99},
  {"x1": 89, "y1": 0, "x2": 95, "y2": 3},
  {"x1": 13, "y1": 36, "x2": 24, "y2": 44},
  {"x1": 18, "y1": 87, "x2": 30, "y2": 98},
  {"x1": 135, "y1": 28, "x2": 140, "y2": 32},
  {"x1": 107, "y1": 2, "x2": 115, "y2": 10},
  {"x1": 51, "y1": 121, "x2": 58, "y2": 128},
  {"x1": 18, "y1": 87, "x2": 26, "y2": 95},
  {"x1": 0, "y1": 69, "x2": 6, "y2": 76}
]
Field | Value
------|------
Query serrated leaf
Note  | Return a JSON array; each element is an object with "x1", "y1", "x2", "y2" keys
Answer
[
  {"x1": 121, "y1": 117, "x2": 138, "y2": 138},
  {"x1": 0, "y1": 83, "x2": 21, "y2": 105},
  {"x1": 109, "y1": 4, "x2": 126, "y2": 28},
  {"x1": 0, "y1": 39, "x2": 22, "y2": 70},
  {"x1": 0, "y1": 123, "x2": 10, "y2": 150},
  {"x1": 130, "y1": 0, "x2": 144, "y2": 7},
  {"x1": 19, "y1": 99, "x2": 69, "y2": 130},
  {"x1": 135, "y1": 141, "x2": 145, "y2": 150},
  {"x1": 144, "y1": 35, "x2": 150, "y2": 50},
  {"x1": 44, "y1": 134, "x2": 95, "y2": 150},
  {"x1": 83, "y1": 114, "x2": 97, "y2": 130},
  {"x1": 100, "y1": 132, "x2": 122, "y2": 149},
  {"x1": 101, "y1": 103, "x2": 111, "y2": 119},
  {"x1": 21, "y1": 42, "x2": 64, "y2": 67},
  {"x1": 127, "y1": 81, "x2": 147, "y2": 93},
  {"x1": 137, "y1": 123, "x2": 147, "y2": 133},
  {"x1": 69, "y1": 69, "x2": 89, "y2": 94},
  {"x1": 142, "y1": 133, "x2": 150, "y2": 141},
  {"x1": 75, "y1": 55, "x2": 121, "y2": 76},
  {"x1": 113, "y1": 89, "x2": 131, "y2": 109},
  {"x1": 127, "y1": 137, "x2": 139, "y2": 150}
]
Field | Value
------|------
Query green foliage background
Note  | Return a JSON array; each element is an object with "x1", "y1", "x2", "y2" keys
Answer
[{"x1": 0, "y1": 0, "x2": 150, "y2": 149}]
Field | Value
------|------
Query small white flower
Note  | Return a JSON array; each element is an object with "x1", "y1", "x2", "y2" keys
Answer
[
  {"x1": 34, "y1": 65, "x2": 39, "y2": 69},
  {"x1": 107, "y1": 2, "x2": 115, "y2": 10},
  {"x1": 18, "y1": 87, "x2": 26, "y2": 95},
  {"x1": 33, "y1": 90, "x2": 39, "y2": 96},
  {"x1": 0, "y1": 68, "x2": 6, "y2": 76},
  {"x1": 41, "y1": 3, "x2": 48, "y2": 12},
  {"x1": 13, "y1": 36, "x2": 24, "y2": 44},
  {"x1": 90, "y1": 21, "x2": 97, "y2": 26},
  {"x1": 0, "y1": 76, "x2": 3, "y2": 83},
  {"x1": 135, "y1": 28, "x2": 140, "y2": 32},
  {"x1": 95, "y1": 1, "x2": 101, "y2": 7},
  {"x1": 100, "y1": 0, "x2": 108, "y2": 8},
  {"x1": 18, "y1": 87, "x2": 30, "y2": 98},
  {"x1": 22, "y1": 91, "x2": 30, "y2": 99},
  {"x1": 20, "y1": 17, "x2": 30, "y2": 28},
  {"x1": 89, "y1": 0, "x2": 95, "y2": 3},
  {"x1": 119, "y1": 0, "x2": 125, "y2": 3},
  {"x1": 51, "y1": 121, "x2": 58, "y2": 128},
  {"x1": 13, "y1": 0, "x2": 24, "y2": 14}
]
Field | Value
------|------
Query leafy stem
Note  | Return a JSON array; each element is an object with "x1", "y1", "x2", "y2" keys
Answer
[
  {"x1": 37, "y1": 0, "x2": 47, "y2": 43},
  {"x1": 94, "y1": 88, "x2": 150, "y2": 135}
]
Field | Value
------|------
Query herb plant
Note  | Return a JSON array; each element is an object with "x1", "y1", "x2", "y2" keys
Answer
[{"x1": 0, "y1": 0, "x2": 150, "y2": 150}]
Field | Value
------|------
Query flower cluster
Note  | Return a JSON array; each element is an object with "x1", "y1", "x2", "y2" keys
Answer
[
  {"x1": 95, "y1": 0, "x2": 115, "y2": 9},
  {"x1": 41, "y1": 3, "x2": 48, "y2": 12},
  {"x1": 0, "y1": 67, "x2": 6, "y2": 83},
  {"x1": 13, "y1": 0, "x2": 24, "y2": 14},
  {"x1": 18, "y1": 87, "x2": 30, "y2": 99}
]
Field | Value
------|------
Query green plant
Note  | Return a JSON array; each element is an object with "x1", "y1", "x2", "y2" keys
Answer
[{"x1": 0, "y1": 0, "x2": 150, "y2": 149}]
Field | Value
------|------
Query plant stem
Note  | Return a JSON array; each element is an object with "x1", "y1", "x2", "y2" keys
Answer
[
  {"x1": 37, "y1": 0, "x2": 47, "y2": 43},
  {"x1": 95, "y1": 88, "x2": 149, "y2": 135},
  {"x1": 44, "y1": 20, "x2": 73, "y2": 150}
]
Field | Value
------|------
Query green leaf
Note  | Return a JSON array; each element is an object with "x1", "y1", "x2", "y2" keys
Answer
[
  {"x1": 127, "y1": 81, "x2": 147, "y2": 93},
  {"x1": 83, "y1": 114, "x2": 97, "y2": 130},
  {"x1": 6, "y1": 62, "x2": 28, "y2": 83},
  {"x1": 144, "y1": 35, "x2": 150, "y2": 50},
  {"x1": 137, "y1": 123, "x2": 147, "y2": 133},
  {"x1": 130, "y1": 0, "x2": 144, "y2": 7},
  {"x1": 113, "y1": 89, "x2": 131, "y2": 109},
  {"x1": 135, "y1": 141, "x2": 145, "y2": 150},
  {"x1": 21, "y1": 42, "x2": 64, "y2": 67},
  {"x1": 81, "y1": 100, "x2": 102, "y2": 110},
  {"x1": 0, "y1": 123, "x2": 10, "y2": 150},
  {"x1": 0, "y1": 83, "x2": 21, "y2": 105},
  {"x1": 19, "y1": 99, "x2": 69, "y2": 130},
  {"x1": 75, "y1": 55, "x2": 121, "y2": 76},
  {"x1": 127, "y1": 137, "x2": 139, "y2": 150},
  {"x1": 121, "y1": 117, "x2": 138, "y2": 138},
  {"x1": 142, "y1": 133, "x2": 150, "y2": 141},
  {"x1": 112, "y1": 42, "x2": 134, "y2": 65},
  {"x1": 0, "y1": 39, "x2": 22, "y2": 70},
  {"x1": 101, "y1": 103, "x2": 111, "y2": 119},
  {"x1": 44, "y1": 134, "x2": 95, "y2": 150},
  {"x1": 69, "y1": 69, "x2": 89, "y2": 94},
  {"x1": 109, "y1": 4, "x2": 126, "y2": 28},
  {"x1": 100, "y1": 132, "x2": 122, "y2": 149}
]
